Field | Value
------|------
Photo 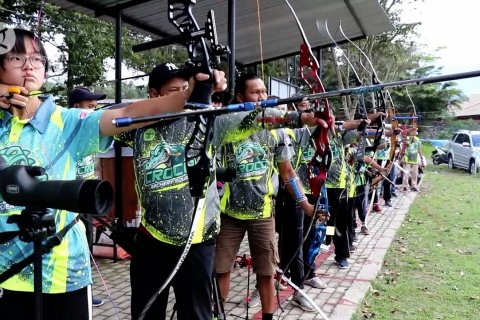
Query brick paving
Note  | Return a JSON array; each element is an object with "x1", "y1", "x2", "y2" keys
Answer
[{"x1": 92, "y1": 190, "x2": 419, "y2": 320}]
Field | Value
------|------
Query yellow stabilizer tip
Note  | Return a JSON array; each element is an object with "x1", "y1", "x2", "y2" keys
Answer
[{"x1": 8, "y1": 86, "x2": 22, "y2": 95}]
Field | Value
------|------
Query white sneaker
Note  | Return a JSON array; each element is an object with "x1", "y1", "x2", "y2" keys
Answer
[
  {"x1": 320, "y1": 244, "x2": 330, "y2": 253},
  {"x1": 243, "y1": 289, "x2": 261, "y2": 308},
  {"x1": 304, "y1": 277, "x2": 327, "y2": 289},
  {"x1": 291, "y1": 291, "x2": 315, "y2": 312}
]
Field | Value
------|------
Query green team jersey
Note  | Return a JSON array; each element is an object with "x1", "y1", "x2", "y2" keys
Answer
[
  {"x1": 285, "y1": 127, "x2": 315, "y2": 194},
  {"x1": 220, "y1": 128, "x2": 294, "y2": 220},
  {"x1": 118, "y1": 109, "x2": 300, "y2": 245},
  {"x1": 405, "y1": 136, "x2": 421, "y2": 164},
  {"x1": 326, "y1": 130, "x2": 349, "y2": 189}
]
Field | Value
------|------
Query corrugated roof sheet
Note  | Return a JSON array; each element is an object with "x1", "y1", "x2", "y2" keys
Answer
[
  {"x1": 48, "y1": 0, "x2": 393, "y2": 65},
  {"x1": 455, "y1": 94, "x2": 480, "y2": 117}
]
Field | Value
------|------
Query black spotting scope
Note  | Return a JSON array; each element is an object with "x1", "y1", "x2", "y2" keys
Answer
[{"x1": 0, "y1": 156, "x2": 113, "y2": 215}]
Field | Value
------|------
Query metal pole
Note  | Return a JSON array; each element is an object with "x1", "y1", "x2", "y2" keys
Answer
[
  {"x1": 228, "y1": 0, "x2": 236, "y2": 97},
  {"x1": 114, "y1": 8, "x2": 123, "y2": 222}
]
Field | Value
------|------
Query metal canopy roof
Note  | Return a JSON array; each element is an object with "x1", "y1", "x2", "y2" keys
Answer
[{"x1": 48, "y1": 0, "x2": 392, "y2": 66}]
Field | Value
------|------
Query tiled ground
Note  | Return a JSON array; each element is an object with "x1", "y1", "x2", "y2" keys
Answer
[{"x1": 92, "y1": 190, "x2": 418, "y2": 320}]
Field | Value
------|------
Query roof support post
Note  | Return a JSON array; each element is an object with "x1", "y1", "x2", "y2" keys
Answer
[
  {"x1": 114, "y1": 8, "x2": 123, "y2": 222},
  {"x1": 228, "y1": 0, "x2": 236, "y2": 97}
]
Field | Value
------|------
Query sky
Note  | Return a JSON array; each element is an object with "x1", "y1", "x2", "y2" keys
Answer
[{"x1": 401, "y1": 0, "x2": 480, "y2": 97}]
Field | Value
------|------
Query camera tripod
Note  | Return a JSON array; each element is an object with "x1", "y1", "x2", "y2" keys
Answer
[{"x1": 5, "y1": 206, "x2": 56, "y2": 320}]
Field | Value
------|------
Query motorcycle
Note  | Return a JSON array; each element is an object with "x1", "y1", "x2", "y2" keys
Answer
[{"x1": 431, "y1": 146, "x2": 448, "y2": 165}]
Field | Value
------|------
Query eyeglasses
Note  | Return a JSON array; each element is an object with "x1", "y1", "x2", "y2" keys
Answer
[{"x1": 7, "y1": 54, "x2": 46, "y2": 69}]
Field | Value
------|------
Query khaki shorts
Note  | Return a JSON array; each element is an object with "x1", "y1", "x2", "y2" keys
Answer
[{"x1": 215, "y1": 215, "x2": 278, "y2": 276}]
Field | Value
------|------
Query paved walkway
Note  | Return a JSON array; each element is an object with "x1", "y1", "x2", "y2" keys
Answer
[{"x1": 91, "y1": 190, "x2": 419, "y2": 320}]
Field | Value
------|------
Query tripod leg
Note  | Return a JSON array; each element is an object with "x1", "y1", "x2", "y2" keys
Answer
[{"x1": 212, "y1": 272, "x2": 226, "y2": 320}]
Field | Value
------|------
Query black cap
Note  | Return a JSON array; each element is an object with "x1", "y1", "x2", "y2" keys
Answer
[
  {"x1": 68, "y1": 87, "x2": 106, "y2": 107},
  {"x1": 148, "y1": 63, "x2": 191, "y2": 90}
]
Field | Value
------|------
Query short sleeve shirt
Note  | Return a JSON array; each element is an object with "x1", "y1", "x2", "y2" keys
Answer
[
  {"x1": 220, "y1": 129, "x2": 294, "y2": 220},
  {"x1": 0, "y1": 96, "x2": 112, "y2": 293}
]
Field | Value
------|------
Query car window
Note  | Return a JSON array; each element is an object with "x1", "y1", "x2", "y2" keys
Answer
[
  {"x1": 452, "y1": 133, "x2": 458, "y2": 141},
  {"x1": 454, "y1": 134, "x2": 464, "y2": 144},
  {"x1": 472, "y1": 135, "x2": 480, "y2": 147}
]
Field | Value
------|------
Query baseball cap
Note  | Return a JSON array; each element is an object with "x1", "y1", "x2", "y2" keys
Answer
[
  {"x1": 148, "y1": 63, "x2": 191, "y2": 90},
  {"x1": 68, "y1": 87, "x2": 106, "y2": 107}
]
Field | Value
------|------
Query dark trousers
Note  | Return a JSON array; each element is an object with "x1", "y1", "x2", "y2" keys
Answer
[
  {"x1": 130, "y1": 235, "x2": 215, "y2": 320},
  {"x1": 303, "y1": 214, "x2": 322, "y2": 280},
  {"x1": 325, "y1": 188, "x2": 351, "y2": 259},
  {"x1": 355, "y1": 185, "x2": 368, "y2": 223},
  {"x1": 382, "y1": 164, "x2": 394, "y2": 202},
  {"x1": 347, "y1": 197, "x2": 356, "y2": 247},
  {"x1": 0, "y1": 286, "x2": 90, "y2": 320},
  {"x1": 276, "y1": 188, "x2": 305, "y2": 288}
]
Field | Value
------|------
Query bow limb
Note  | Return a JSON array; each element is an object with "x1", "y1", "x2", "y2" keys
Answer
[
  {"x1": 283, "y1": 0, "x2": 332, "y2": 198},
  {"x1": 319, "y1": 19, "x2": 373, "y2": 170},
  {"x1": 276, "y1": 3, "x2": 331, "y2": 319},
  {"x1": 336, "y1": 22, "x2": 394, "y2": 190},
  {"x1": 405, "y1": 87, "x2": 418, "y2": 132}
]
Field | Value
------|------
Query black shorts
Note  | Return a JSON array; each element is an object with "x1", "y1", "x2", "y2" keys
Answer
[{"x1": 0, "y1": 286, "x2": 91, "y2": 320}]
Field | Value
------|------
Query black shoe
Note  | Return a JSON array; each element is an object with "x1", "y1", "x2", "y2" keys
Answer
[
  {"x1": 411, "y1": 187, "x2": 418, "y2": 192},
  {"x1": 384, "y1": 200, "x2": 392, "y2": 207},
  {"x1": 391, "y1": 192, "x2": 397, "y2": 197},
  {"x1": 334, "y1": 257, "x2": 349, "y2": 269}
]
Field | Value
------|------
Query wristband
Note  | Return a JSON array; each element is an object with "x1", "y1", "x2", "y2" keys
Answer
[
  {"x1": 295, "y1": 195, "x2": 308, "y2": 205},
  {"x1": 284, "y1": 176, "x2": 306, "y2": 204}
]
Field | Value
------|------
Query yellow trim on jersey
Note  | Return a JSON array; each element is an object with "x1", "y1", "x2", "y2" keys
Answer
[
  {"x1": 51, "y1": 106, "x2": 64, "y2": 130},
  {"x1": 9, "y1": 116, "x2": 28, "y2": 143}
]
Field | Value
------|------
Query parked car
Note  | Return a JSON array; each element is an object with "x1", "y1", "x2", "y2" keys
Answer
[{"x1": 446, "y1": 130, "x2": 480, "y2": 174}]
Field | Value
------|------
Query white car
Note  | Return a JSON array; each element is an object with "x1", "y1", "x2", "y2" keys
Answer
[{"x1": 446, "y1": 130, "x2": 480, "y2": 174}]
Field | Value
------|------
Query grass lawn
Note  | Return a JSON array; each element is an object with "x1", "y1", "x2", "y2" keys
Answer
[{"x1": 352, "y1": 143, "x2": 480, "y2": 319}]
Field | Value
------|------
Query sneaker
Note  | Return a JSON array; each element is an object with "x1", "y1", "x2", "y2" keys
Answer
[
  {"x1": 384, "y1": 200, "x2": 392, "y2": 207},
  {"x1": 320, "y1": 244, "x2": 330, "y2": 253},
  {"x1": 391, "y1": 192, "x2": 397, "y2": 197},
  {"x1": 349, "y1": 245, "x2": 357, "y2": 253},
  {"x1": 372, "y1": 203, "x2": 382, "y2": 212},
  {"x1": 304, "y1": 276, "x2": 327, "y2": 289},
  {"x1": 360, "y1": 225, "x2": 370, "y2": 235},
  {"x1": 291, "y1": 292, "x2": 315, "y2": 312},
  {"x1": 243, "y1": 289, "x2": 261, "y2": 308},
  {"x1": 411, "y1": 187, "x2": 418, "y2": 192},
  {"x1": 92, "y1": 296, "x2": 104, "y2": 307},
  {"x1": 334, "y1": 257, "x2": 349, "y2": 269},
  {"x1": 403, "y1": 187, "x2": 409, "y2": 191}
]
